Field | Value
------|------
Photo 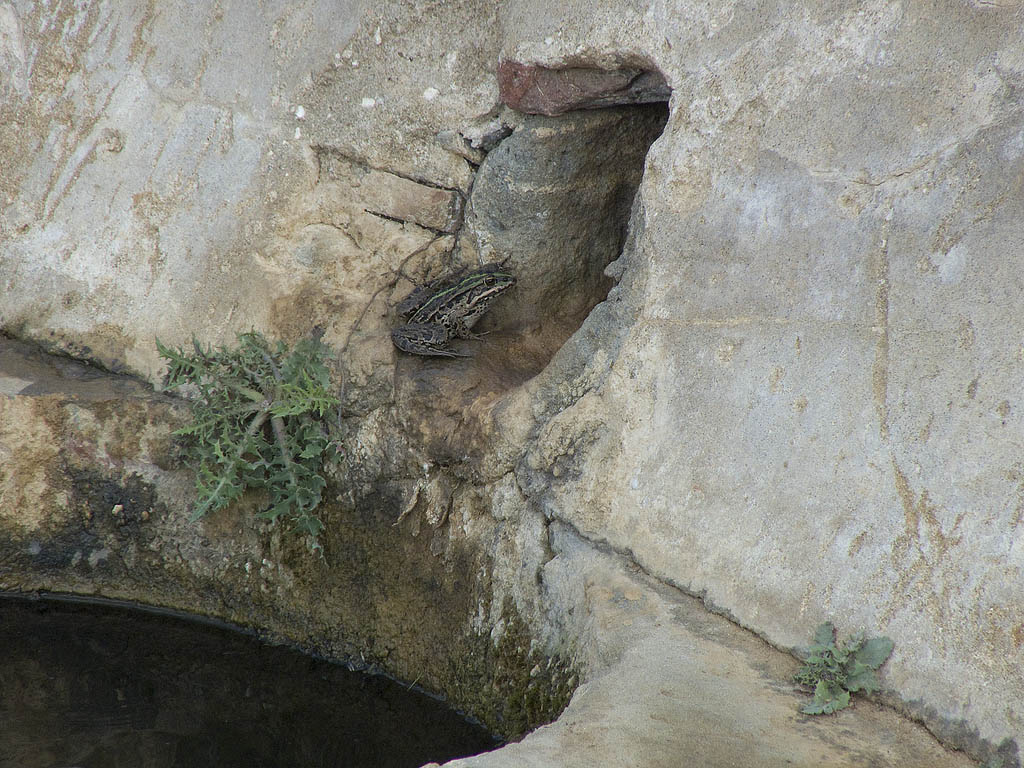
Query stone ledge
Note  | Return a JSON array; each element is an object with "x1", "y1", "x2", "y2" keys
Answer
[
  {"x1": 0, "y1": 338, "x2": 986, "y2": 766},
  {"x1": 437, "y1": 524, "x2": 979, "y2": 768}
]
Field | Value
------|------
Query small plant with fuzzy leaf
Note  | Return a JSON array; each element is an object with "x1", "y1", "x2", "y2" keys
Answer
[
  {"x1": 157, "y1": 331, "x2": 340, "y2": 549},
  {"x1": 794, "y1": 622, "x2": 894, "y2": 714}
]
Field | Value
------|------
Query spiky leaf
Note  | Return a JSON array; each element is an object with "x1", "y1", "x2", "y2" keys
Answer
[{"x1": 158, "y1": 331, "x2": 340, "y2": 549}]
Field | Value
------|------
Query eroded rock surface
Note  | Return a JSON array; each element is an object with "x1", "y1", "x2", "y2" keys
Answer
[
  {"x1": 438, "y1": 524, "x2": 977, "y2": 768},
  {"x1": 0, "y1": 339, "x2": 980, "y2": 766},
  {"x1": 2, "y1": 0, "x2": 1022, "y2": 764},
  {"x1": 0, "y1": 337, "x2": 569, "y2": 737}
]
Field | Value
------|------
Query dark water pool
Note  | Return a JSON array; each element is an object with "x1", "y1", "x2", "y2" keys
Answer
[{"x1": 0, "y1": 594, "x2": 497, "y2": 768}]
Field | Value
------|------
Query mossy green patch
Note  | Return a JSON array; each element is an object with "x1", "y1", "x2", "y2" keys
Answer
[{"x1": 446, "y1": 600, "x2": 578, "y2": 739}]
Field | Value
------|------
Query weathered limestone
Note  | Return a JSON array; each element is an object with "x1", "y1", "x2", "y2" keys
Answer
[
  {"x1": 497, "y1": 1, "x2": 1024, "y2": 757},
  {"x1": 2, "y1": 0, "x2": 1022, "y2": 764},
  {"x1": 318, "y1": 153, "x2": 464, "y2": 233},
  {"x1": 0, "y1": 0, "x2": 370, "y2": 373},
  {"x1": 0, "y1": 342, "x2": 979, "y2": 765},
  {"x1": 437, "y1": 524, "x2": 977, "y2": 768},
  {"x1": 0, "y1": 337, "x2": 570, "y2": 737}
]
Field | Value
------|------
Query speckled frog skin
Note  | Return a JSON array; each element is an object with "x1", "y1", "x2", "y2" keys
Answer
[{"x1": 391, "y1": 264, "x2": 516, "y2": 357}]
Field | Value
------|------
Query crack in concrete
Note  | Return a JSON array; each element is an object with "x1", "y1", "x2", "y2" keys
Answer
[
  {"x1": 807, "y1": 137, "x2": 967, "y2": 188},
  {"x1": 534, "y1": 505, "x2": 1003, "y2": 763},
  {"x1": 363, "y1": 207, "x2": 462, "y2": 235},
  {"x1": 871, "y1": 211, "x2": 893, "y2": 444},
  {"x1": 310, "y1": 145, "x2": 466, "y2": 194},
  {"x1": 539, "y1": 511, "x2": 755, "y2": 639}
]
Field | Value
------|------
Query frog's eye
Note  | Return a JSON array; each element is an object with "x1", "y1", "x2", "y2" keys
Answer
[{"x1": 484, "y1": 276, "x2": 496, "y2": 285}]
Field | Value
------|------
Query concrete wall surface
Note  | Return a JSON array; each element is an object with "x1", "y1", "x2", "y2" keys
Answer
[{"x1": 2, "y1": 0, "x2": 1022, "y2": 762}]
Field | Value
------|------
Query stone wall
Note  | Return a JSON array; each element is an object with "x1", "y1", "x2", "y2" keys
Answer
[{"x1": 2, "y1": 0, "x2": 1022, "y2": 761}]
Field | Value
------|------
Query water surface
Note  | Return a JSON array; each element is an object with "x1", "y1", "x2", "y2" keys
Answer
[{"x1": 0, "y1": 594, "x2": 496, "y2": 768}]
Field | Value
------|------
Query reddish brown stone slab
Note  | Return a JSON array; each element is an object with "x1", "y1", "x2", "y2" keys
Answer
[{"x1": 498, "y1": 60, "x2": 670, "y2": 116}]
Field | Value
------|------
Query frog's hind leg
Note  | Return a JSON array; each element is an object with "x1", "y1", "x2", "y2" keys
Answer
[{"x1": 391, "y1": 324, "x2": 470, "y2": 357}]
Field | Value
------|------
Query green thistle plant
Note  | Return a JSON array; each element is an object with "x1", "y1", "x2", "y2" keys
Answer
[
  {"x1": 794, "y1": 622, "x2": 894, "y2": 715},
  {"x1": 156, "y1": 331, "x2": 340, "y2": 548}
]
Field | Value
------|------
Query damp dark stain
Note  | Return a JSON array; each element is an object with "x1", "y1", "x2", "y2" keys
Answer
[{"x1": 0, "y1": 594, "x2": 498, "y2": 768}]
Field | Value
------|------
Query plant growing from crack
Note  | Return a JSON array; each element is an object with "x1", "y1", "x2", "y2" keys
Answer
[
  {"x1": 157, "y1": 331, "x2": 340, "y2": 549},
  {"x1": 793, "y1": 622, "x2": 894, "y2": 714}
]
